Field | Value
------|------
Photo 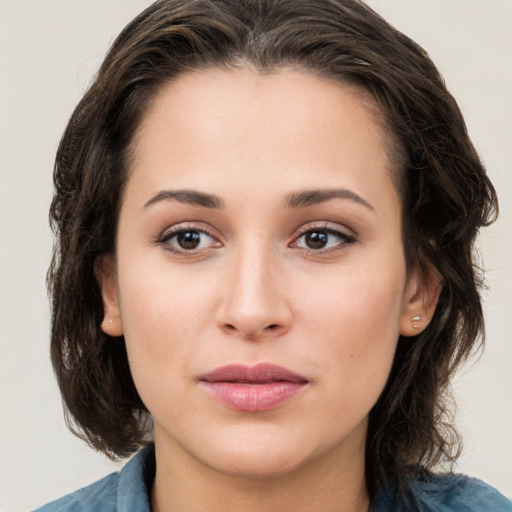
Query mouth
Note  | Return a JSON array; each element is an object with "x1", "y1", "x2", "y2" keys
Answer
[{"x1": 199, "y1": 363, "x2": 309, "y2": 412}]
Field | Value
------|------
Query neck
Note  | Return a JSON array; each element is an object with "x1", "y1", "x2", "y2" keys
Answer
[{"x1": 150, "y1": 427, "x2": 370, "y2": 512}]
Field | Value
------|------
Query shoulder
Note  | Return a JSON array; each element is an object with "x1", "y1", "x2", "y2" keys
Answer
[
  {"x1": 373, "y1": 472, "x2": 511, "y2": 512},
  {"x1": 32, "y1": 444, "x2": 155, "y2": 512},
  {"x1": 410, "y1": 472, "x2": 511, "y2": 512},
  {"x1": 31, "y1": 472, "x2": 119, "y2": 512}
]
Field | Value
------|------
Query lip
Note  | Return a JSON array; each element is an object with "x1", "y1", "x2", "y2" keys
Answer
[{"x1": 199, "y1": 363, "x2": 309, "y2": 412}]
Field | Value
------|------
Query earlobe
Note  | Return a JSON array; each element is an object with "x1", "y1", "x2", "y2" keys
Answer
[
  {"x1": 94, "y1": 255, "x2": 124, "y2": 337},
  {"x1": 399, "y1": 267, "x2": 442, "y2": 337}
]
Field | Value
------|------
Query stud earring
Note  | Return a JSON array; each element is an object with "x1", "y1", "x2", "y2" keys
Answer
[
  {"x1": 411, "y1": 315, "x2": 422, "y2": 329},
  {"x1": 109, "y1": 319, "x2": 113, "y2": 324}
]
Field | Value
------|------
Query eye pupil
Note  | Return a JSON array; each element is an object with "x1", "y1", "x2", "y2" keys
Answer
[
  {"x1": 177, "y1": 231, "x2": 201, "y2": 249},
  {"x1": 305, "y1": 231, "x2": 328, "y2": 249}
]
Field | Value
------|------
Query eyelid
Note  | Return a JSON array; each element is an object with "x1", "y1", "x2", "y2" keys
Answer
[
  {"x1": 290, "y1": 221, "x2": 358, "y2": 252},
  {"x1": 153, "y1": 220, "x2": 357, "y2": 255},
  {"x1": 294, "y1": 220, "x2": 356, "y2": 237},
  {"x1": 293, "y1": 220, "x2": 357, "y2": 240},
  {"x1": 154, "y1": 222, "x2": 222, "y2": 253}
]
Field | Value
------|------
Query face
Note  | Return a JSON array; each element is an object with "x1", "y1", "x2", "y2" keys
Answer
[{"x1": 99, "y1": 68, "x2": 432, "y2": 479}]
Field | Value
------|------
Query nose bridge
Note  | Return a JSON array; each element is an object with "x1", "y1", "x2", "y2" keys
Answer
[
  {"x1": 233, "y1": 238, "x2": 273, "y2": 308},
  {"x1": 218, "y1": 235, "x2": 290, "y2": 338}
]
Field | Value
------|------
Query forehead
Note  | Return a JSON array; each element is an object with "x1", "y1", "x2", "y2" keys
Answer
[
  {"x1": 134, "y1": 67, "x2": 391, "y2": 159},
  {"x1": 127, "y1": 68, "x2": 400, "y2": 215}
]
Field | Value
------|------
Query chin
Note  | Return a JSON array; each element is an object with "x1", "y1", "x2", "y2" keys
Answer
[
  {"x1": 204, "y1": 446, "x2": 311, "y2": 480},
  {"x1": 192, "y1": 425, "x2": 331, "y2": 480}
]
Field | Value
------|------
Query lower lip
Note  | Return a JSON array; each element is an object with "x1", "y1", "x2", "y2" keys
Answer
[{"x1": 201, "y1": 381, "x2": 307, "y2": 412}]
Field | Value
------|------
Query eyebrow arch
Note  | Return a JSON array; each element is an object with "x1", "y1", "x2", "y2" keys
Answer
[
  {"x1": 285, "y1": 188, "x2": 375, "y2": 211},
  {"x1": 144, "y1": 189, "x2": 225, "y2": 209}
]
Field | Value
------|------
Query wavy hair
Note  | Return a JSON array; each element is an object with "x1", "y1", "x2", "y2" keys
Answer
[{"x1": 48, "y1": 0, "x2": 498, "y2": 500}]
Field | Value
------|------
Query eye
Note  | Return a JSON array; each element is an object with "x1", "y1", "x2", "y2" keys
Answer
[
  {"x1": 293, "y1": 227, "x2": 356, "y2": 252},
  {"x1": 157, "y1": 227, "x2": 220, "y2": 253}
]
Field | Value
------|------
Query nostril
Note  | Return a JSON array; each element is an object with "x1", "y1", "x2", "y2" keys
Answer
[{"x1": 221, "y1": 322, "x2": 284, "y2": 337}]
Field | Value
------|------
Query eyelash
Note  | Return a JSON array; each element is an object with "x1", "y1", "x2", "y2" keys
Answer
[
  {"x1": 154, "y1": 223, "x2": 357, "y2": 255},
  {"x1": 290, "y1": 224, "x2": 357, "y2": 254},
  {"x1": 154, "y1": 223, "x2": 220, "y2": 255}
]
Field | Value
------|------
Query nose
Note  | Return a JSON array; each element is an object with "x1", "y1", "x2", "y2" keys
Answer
[{"x1": 216, "y1": 244, "x2": 293, "y2": 340}]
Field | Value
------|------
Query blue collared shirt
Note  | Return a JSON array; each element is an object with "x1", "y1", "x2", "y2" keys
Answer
[{"x1": 33, "y1": 444, "x2": 511, "y2": 512}]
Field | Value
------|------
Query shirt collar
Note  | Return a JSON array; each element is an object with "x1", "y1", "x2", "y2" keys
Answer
[{"x1": 117, "y1": 443, "x2": 155, "y2": 512}]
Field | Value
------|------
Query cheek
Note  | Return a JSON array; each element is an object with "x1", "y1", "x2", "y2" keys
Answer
[
  {"x1": 117, "y1": 262, "x2": 218, "y2": 387},
  {"x1": 303, "y1": 258, "x2": 405, "y2": 342},
  {"x1": 302, "y1": 259, "x2": 406, "y2": 403}
]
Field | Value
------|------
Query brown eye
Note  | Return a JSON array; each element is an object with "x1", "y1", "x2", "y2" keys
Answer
[
  {"x1": 304, "y1": 231, "x2": 329, "y2": 249},
  {"x1": 176, "y1": 231, "x2": 202, "y2": 250},
  {"x1": 159, "y1": 228, "x2": 218, "y2": 253},
  {"x1": 294, "y1": 227, "x2": 356, "y2": 252}
]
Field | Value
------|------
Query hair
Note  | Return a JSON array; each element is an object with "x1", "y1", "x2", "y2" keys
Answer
[{"x1": 48, "y1": 0, "x2": 498, "y2": 502}]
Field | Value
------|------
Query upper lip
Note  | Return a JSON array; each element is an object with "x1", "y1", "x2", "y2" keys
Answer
[{"x1": 200, "y1": 363, "x2": 308, "y2": 383}]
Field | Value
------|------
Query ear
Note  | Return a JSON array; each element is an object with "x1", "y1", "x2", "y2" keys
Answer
[
  {"x1": 399, "y1": 266, "x2": 442, "y2": 337},
  {"x1": 94, "y1": 255, "x2": 124, "y2": 337}
]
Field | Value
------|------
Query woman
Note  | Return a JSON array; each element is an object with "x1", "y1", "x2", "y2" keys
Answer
[{"x1": 35, "y1": 0, "x2": 510, "y2": 510}]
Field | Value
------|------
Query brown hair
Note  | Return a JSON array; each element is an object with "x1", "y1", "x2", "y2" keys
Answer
[{"x1": 48, "y1": 0, "x2": 498, "y2": 501}]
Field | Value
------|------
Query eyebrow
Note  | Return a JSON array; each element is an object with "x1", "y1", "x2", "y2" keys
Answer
[
  {"x1": 144, "y1": 189, "x2": 225, "y2": 209},
  {"x1": 285, "y1": 188, "x2": 375, "y2": 211},
  {"x1": 143, "y1": 187, "x2": 374, "y2": 212}
]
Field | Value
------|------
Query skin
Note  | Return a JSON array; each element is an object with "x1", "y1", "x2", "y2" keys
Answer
[{"x1": 98, "y1": 68, "x2": 440, "y2": 512}]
